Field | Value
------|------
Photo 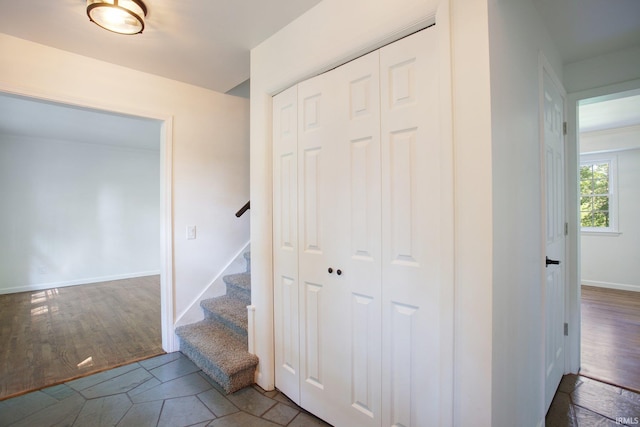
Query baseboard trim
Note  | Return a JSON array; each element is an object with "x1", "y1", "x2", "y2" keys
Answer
[
  {"x1": 582, "y1": 280, "x2": 640, "y2": 293},
  {"x1": 0, "y1": 270, "x2": 161, "y2": 295}
]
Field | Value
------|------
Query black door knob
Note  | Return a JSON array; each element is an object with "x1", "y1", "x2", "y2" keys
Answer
[
  {"x1": 328, "y1": 268, "x2": 333, "y2": 274},
  {"x1": 336, "y1": 269, "x2": 342, "y2": 276}
]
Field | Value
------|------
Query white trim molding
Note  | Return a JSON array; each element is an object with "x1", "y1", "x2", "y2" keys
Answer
[
  {"x1": 567, "y1": 77, "x2": 640, "y2": 375},
  {"x1": 0, "y1": 270, "x2": 162, "y2": 295},
  {"x1": 582, "y1": 280, "x2": 640, "y2": 293},
  {"x1": 0, "y1": 83, "x2": 176, "y2": 354}
]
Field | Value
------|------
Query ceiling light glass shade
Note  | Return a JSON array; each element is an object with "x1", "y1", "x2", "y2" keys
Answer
[{"x1": 87, "y1": 0, "x2": 147, "y2": 35}]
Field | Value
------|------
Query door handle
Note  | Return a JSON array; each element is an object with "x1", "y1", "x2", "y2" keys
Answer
[{"x1": 545, "y1": 256, "x2": 560, "y2": 267}]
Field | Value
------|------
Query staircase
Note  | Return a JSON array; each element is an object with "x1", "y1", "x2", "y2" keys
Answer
[{"x1": 175, "y1": 252, "x2": 258, "y2": 394}]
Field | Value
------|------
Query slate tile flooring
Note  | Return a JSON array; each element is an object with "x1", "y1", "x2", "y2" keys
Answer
[
  {"x1": 546, "y1": 374, "x2": 640, "y2": 426},
  {"x1": 4, "y1": 352, "x2": 640, "y2": 426},
  {"x1": 0, "y1": 353, "x2": 330, "y2": 427}
]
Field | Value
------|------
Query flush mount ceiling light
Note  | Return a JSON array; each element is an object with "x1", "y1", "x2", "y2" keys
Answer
[{"x1": 86, "y1": 0, "x2": 147, "y2": 35}]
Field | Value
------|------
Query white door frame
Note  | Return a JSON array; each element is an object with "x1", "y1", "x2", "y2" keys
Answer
[
  {"x1": 0, "y1": 84, "x2": 176, "y2": 352},
  {"x1": 564, "y1": 77, "x2": 640, "y2": 374}
]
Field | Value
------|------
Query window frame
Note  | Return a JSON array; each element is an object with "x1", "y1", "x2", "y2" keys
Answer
[{"x1": 579, "y1": 152, "x2": 619, "y2": 235}]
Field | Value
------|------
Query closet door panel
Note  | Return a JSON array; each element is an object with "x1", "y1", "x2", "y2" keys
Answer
[
  {"x1": 381, "y1": 27, "x2": 443, "y2": 427},
  {"x1": 302, "y1": 147, "x2": 323, "y2": 252},
  {"x1": 297, "y1": 51, "x2": 383, "y2": 427},
  {"x1": 388, "y1": 128, "x2": 419, "y2": 265},
  {"x1": 303, "y1": 281, "x2": 323, "y2": 388},
  {"x1": 297, "y1": 71, "x2": 337, "y2": 416},
  {"x1": 350, "y1": 136, "x2": 375, "y2": 259},
  {"x1": 273, "y1": 86, "x2": 300, "y2": 403},
  {"x1": 341, "y1": 50, "x2": 382, "y2": 426}
]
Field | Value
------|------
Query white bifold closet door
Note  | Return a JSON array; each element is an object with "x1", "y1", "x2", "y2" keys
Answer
[
  {"x1": 295, "y1": 48, "x2": 382, "y2": 427},
  {"x1": 273, "y1": 83, "x2": 300, "y2": 404},
  {"x1": 273, "y1": 27, "x2": 449, "y2": 427},
  {"x1": 380, "y1": 28, "x2": 446, "y2": 427}
]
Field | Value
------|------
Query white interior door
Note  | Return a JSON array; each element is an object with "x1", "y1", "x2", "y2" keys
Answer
[
  {"x1": 543, "y1": 68, "x2": 566, "y2": 411},
  {"x1": 380, "y1": 28, "x2": 447, "y2": 426},
  {"x1": 297, "y1": 50, "x2": 383, "y2": 427},
  {"x1": 331, "y1": 50, "x2": 383, "y2": 425},
  {"x1": 273, "y1": 85, "x2": 300, "y2": 403}
]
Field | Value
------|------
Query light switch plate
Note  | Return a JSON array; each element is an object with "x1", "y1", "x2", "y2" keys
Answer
[{"x1": 187, "y1": 225, "x2": 196, "y2": 240}]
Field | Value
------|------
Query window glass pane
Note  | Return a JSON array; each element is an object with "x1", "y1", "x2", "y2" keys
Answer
[
  {"x1": 593, "y1": 196, "x2": 609, "y2": 211},
  {"x1": 580, "y1": 165, "x2": 593, "y2": 191},
  {"x1": 580, "y1": 164, "x2": 592, "y2": 178},
  {"x1": 593, "y1": 179, "x2": 609, "y2": 194},
  {"x1": 580, "y1": 196, "x2": 592, "y2": 212},
  {"x1": 580, "y1": 211, "x2": 592, "y2": 227},
  {"x1": 592, "y1": 211, "x2": 609, "y2": 227},
  {"x1": 580, "y1": 178, "x2": 593, "y2": 195},
  {"x1": 593, "y1": 163, "x2": 609, "y2": 177}
]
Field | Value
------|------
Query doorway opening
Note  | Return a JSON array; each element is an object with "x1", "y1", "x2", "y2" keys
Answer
[
  {"x1": 0, "y1": 91, "x2": 173, "y2": 398},
  {"x1": 577, "y1": 88, "x2": 640, "y2": 392}
]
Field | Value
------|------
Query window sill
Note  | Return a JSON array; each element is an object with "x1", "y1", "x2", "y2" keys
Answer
[{"x1": 581, "y1": 231, "x2": 621, "y2": 237}]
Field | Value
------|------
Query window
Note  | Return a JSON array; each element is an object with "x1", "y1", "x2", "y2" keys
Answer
[{"x1": 580, "y1": 154, "x2": 618, "y2": 233}]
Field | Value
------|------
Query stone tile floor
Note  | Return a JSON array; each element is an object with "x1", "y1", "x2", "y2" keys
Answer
[
  {"x1": 3, "y1": 352, "x2": 639, "y2": 426},
  {"x1": 546, "y1": 374, "x2": 640, "y2": 426},
  {"x1": 0, "y1": 352, "x2": 330, "y2": 427}
]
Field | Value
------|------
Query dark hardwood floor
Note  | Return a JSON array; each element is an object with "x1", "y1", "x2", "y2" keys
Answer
[
  {"x1": 581, "y1": 285, "x2": 640, "y2": 392},
  {"x1": 0, "y1": 276, "x2": 163, "y2": 400}
]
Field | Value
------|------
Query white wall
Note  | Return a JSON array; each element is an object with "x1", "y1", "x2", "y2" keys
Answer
[
  {"x1": 449, "y1": 0, "x2": 494, "y2": 424},
  {"x1": 580, "y1": 127, "x2": 640, "y2": 291},
  {"x1": 487, "y1": 0, "x2": 563, "y2": 425},
  {"x1": 0, "y1": 33, "x2": 250, "y2": 348},
  {"x1": 0, "y1": 134, "x2": 160, "y2": 293}
]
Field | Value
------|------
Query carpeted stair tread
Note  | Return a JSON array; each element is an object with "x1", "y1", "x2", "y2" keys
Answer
[
  {"x1": 224, "y1": 272, "x2": 251, "y2": 303},
  {"x1": 201, "y1": 295, "x2": 248, "y2": 337},
  {"x1": 224, "y1": 272, "x2": 251, "y2": 291},
  {"x1": 176, "y1": 321, "x2": 258, "y2": 393},
  {"x1": 176, "y1": 251, "x2": 255, "y2": 393}
]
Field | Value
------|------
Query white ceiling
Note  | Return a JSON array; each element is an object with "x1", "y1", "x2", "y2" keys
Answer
[
  {"x1": 0, "y1": 0, "x2": 636, "y2": 95},
  {"x1": 0, "y1": 0, "x2": 321, "y2": 94},
  {"x1": 533, "y1": 0, "x2": 640, "y2": 64},
  {"x1": 0, "y1": 0, "x2": 639, "y2": 147}
]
